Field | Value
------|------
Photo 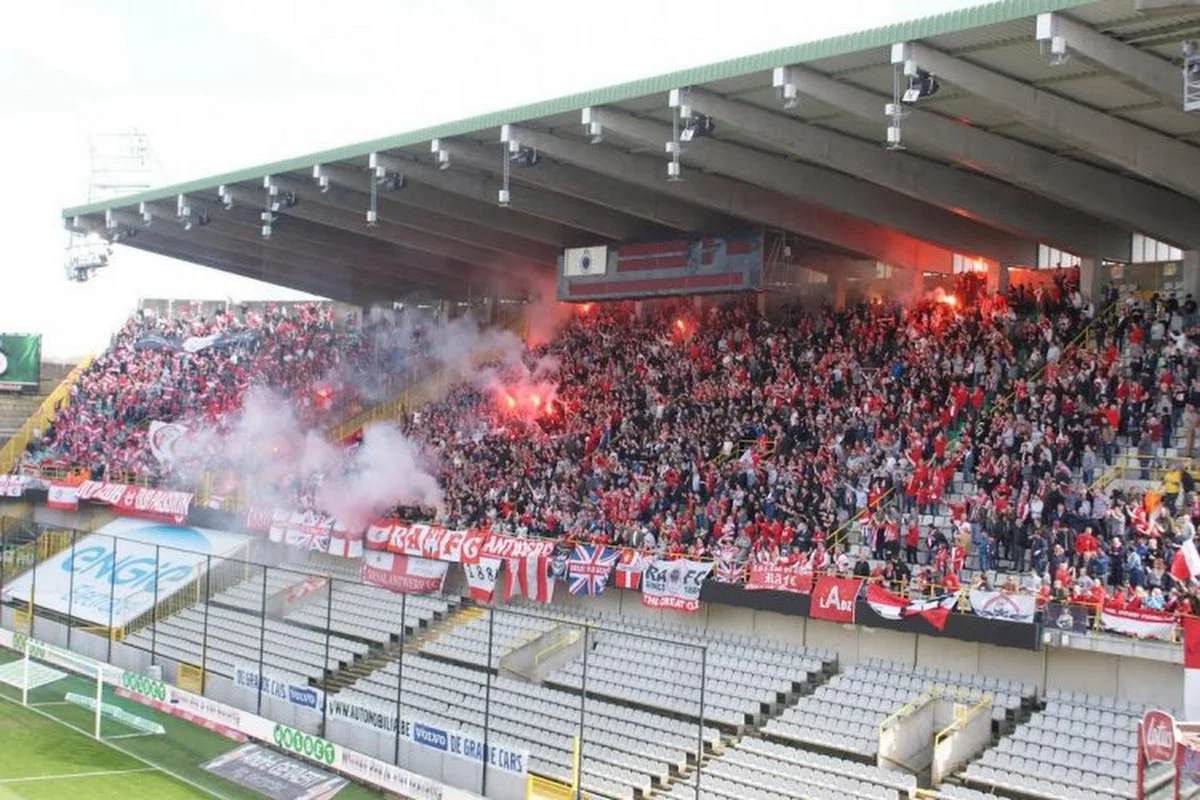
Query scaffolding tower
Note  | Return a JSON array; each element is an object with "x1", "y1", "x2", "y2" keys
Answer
[{"x1": 64, "y1": 131, "x2": 160, "y2": 282}]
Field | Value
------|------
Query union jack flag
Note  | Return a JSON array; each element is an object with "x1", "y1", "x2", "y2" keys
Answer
[{"x1": 566, "y1": 545, "x2": 620, "y2": 596}]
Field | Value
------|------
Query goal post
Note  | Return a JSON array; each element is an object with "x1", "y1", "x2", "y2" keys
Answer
[{"x1": 10, "y1": 633, "x2": 104, "y2": 739}]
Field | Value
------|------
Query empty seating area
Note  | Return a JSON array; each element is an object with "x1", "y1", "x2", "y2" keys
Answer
[
  {"x1": 421, "y1": 609, "x2": 557, "y2": 668},
  {"x1": 125, "y1": 602, "x2": 368, "y2": 685},
  {"x1": 658, "y1": 737, "x2": 916, "y2": 800},
  {"x1": 548, "y1": 622, "x2": 832, "y2": 730},
  {"x1": 959, "y1": 690, "x2": 1176, "y2": 799},
  {"x1": 761, "y1": 657, "x2": 1034, "y2": 760},
  {"x1": 335, "y1": 652, "x2": 713, "y2": 800}
]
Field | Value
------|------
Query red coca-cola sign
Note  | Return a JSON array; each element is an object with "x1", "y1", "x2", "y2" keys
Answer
[{"x1": 1142, "y1": 710, "x2": 1176, "y2": 764}]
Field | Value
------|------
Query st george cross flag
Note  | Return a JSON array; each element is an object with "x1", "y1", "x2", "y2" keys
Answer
[
  {"x1": 566, "y1": 545, "x2": 619, "y2": 596},
  {"x1": 613, "y1": 549, "x2": 651, "y2": 590},
  {"x1": 1184, "y1": 615, "x2": 1200, "y2": 722},
  {"x1": 506, "y1": 555, "x2": 555, "y2": 603},
  {"x1": 866, "y1": 583, "x2": 960, "y2": 631},
  {"x1": 1170, "y1": 538, "x2": 1200, "y2": 586}
]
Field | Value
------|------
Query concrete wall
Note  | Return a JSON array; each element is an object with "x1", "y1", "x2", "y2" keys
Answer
[{"x1": 545, "y1": 587, "x2": 1184, "y2": 706}]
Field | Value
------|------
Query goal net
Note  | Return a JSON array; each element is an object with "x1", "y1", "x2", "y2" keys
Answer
[{"x1": 0, "y1": 633, "x2": 163, "y2": 741}]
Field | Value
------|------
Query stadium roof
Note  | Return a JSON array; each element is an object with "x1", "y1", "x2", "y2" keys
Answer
[{"x1": 64, "y1": 0, "x2": 1200, "y2": 305}]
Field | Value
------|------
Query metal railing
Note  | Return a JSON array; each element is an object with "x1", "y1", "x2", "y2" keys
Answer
[
  {"x1": 0, "y1": 517, "x2": 712, "y2": 800},
  {"x1": 0, "y1": 355, "x2": 94, "y2": 475}
]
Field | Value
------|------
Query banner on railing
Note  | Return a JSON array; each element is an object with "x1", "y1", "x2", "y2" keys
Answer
[
  {"x1": 464, "y1": 558, "x2": 502, "y2": 603},
  {"x1": 810, "y1": 576, "x2": 862, "y2": 624},
  {"x1": 407, "y1": 719, "x2": 528, "y2": 777},
  {"x1": 968, "y1": 590, "x2": 1037, "y2": 623},
  {"x1": 233, "y1": 664, "x2": 324, "y2": 711},
  {"x1": 0, "y1": 627, "x2": 473, "y2": 800},
  {"x1": 640, "y1": 559, "x2": 713, "y2": 613},
  {"x1": 46, "y1": 482, "x2": 79, "y2": 511},
  {"x1": 1045, "y1": 602, "x2": 1091, "y2": 634},
  {"x1": 1099, "y1": 607, "x2": 1176, "y2": 640},
  {"x1": 366, "y1": 521, "x2": 556, "y2": 566},
  {"x1": 565, "y1": 545, "x2": 618, "y2": 596},
  {"x1": 76, "y1": 481, "x2": 192, "y2": 524},
  {"x1": 0, "y1": 474, "x2": 29, "y2": 498},
  {"x1": 268, "y1": 510, "x2": 361, "y2": 558},
  {"x1": 745, "y1": 563, "x2": 813, "y2": 594},
  {"x1": 361, "y1": 551, "x2": 449, "y2": 595}
]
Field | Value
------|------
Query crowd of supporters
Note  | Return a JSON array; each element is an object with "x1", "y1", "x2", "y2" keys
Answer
[
  {"x1": 9, "y1": 277, "x2": 1200, "y2": 629},
  {"x1": 396, "y1": 275, "x2": 1200, "y2": 622}
]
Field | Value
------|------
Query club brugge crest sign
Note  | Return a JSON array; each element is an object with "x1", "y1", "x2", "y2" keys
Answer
[{"x1": 579, "y1": 250, "x2": 594, "y2": 272}]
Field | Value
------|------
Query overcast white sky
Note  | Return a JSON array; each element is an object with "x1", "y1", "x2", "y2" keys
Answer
[{"x1": 0, "y1": 0, "x2": 973, "y2": 359}]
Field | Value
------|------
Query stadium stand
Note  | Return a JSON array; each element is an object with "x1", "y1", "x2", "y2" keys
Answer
[{"x1": 958, "y1": 688, "x2": 1182, "y2": 799}]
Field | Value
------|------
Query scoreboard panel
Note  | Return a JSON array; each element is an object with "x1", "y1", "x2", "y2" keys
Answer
[{"x1": 557, "y1": 233, "x2": 763, "y2": 301}]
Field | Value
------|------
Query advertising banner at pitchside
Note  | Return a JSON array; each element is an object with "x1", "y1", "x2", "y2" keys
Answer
[
  {"x1": 0, "y1": 628, "x2": 475, "y2": 800},
  {"x1": 0, "y1": 518, "x2": 249, "y2": 626}
]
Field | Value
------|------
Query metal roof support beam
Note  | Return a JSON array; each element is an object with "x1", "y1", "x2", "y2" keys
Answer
[
  {"x1": 364, "y1": 156, "x2": 641, "y2": 243},
  {"x1": 135, "y1": 199, "x2": 473, "y2": 295},
  {"x1": 442, "y1": 139, "x2": 729, "y2": 235},
  {"x1": 589, "y1": 106, "x2": 1035, "y2": 265},
  {"x1": 786, "y1": 65, "x2": 1195, "y2": 252},
  {"x1": 681, "y1": 87, "x2": 1130, "y2": 259},
  {"x1": 1036, "y1": 13, "x2": 1183, "y2": 105},
  {"x1": 321, "y1": 162, "x2": 575, "y2": 246},
  {"x1": 129, "y1": 232, "x2": 404, "y2": 305},
  {"x1": 225, "y1": 181, "x2": 548, "y2": 283},
  {"x1": 130, "y1": 226, "x2": 427, "y2": 299},
  {"x1": 506, "y1": 124, "x2": 957, "y2": 274},
  {"x1": 899, "y1": 42, "x2": 1200, "y2": 202},
  {"x1": 266, "y1": 174, "x2": 558, "y2": 263}
]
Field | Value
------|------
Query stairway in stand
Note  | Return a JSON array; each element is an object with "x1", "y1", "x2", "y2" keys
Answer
[
  {"x1": 0, "y1": 363, "x2": 74, "y2": 446},
  {"x1": 319, "y1": 604, "x2": 486, "y2": 693}
]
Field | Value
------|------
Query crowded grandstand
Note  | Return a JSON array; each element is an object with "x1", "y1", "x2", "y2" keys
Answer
[{"x1": 3, "y1": 0, "x2": 1200, "y2": 799}]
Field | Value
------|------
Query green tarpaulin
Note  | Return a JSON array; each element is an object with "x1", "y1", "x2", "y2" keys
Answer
[{"x1": 0, "y1": 334, "x2": 41, "y2": 388}]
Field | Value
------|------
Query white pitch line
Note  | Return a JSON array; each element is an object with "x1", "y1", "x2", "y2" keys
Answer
[
  {"x1": 0, "y1": 694, "x2": 237, "y2": 800},
  {"x1": 28, "y1": 701, "x2": 72, "y2": 707},
  {"x1": 0, "y1": 767, "x2": 157, "y2": 784}
]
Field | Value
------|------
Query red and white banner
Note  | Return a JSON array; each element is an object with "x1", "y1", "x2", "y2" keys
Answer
[
  {"x1": 505, "y1": 555, "x2": 554, "y2": 604},
  {"x1": 0, "y1": 475, "x2": 28, "y2": 498},
  {"x1": 1171, "y1": 539, "x2": 1200, "y2": 586},
  {"x1": 465, "y1": 558, "x2": 503, "y2": 603},
  {"x1": 640, "y1": 559, "x2": 713, "y2": 613},
  {"x1": 483, "y1": 534, "x2": 556, "y2": 562},
  {"x1": 366, "y1": 521, "x2": 557, "y2": 565},
  {"x1": 268, "y1": 511, "x2": 361, "y2": 558},
  {"x1": 968, "y1": 590, "x2": 1037, "y2": 623},
  {"x1": 745, "y1": 564, "x2": 813, "y2": 595},
  {"x1": 76, "y1": 481, "x2": 192, "y2": 524},
  {"x1": 369, "y1": 521, "x2": 488, "y2": 564},
  {"x1": 361, "y1": 551, "x2": 449, "y2": 595},
  {"x1": 810, "y1": 576, "x2": 862, "y2": 624},
  {"x1": 866, "y1": 583, "x2": 959, "y2": 631},
  {"x1": 1099, "y1": 607, "x2": 1176, "y2": 641},
  {"x1": 1184, "y1": 616, "x2": 1200, "y2": 723},
  {"x1": 46, "y1": 483, "x2": 79, "y2": 511},
  {"x1": 148, "y1": 420, "x2": 188, "y2": 464},
  {"x1": 614, "y1": 549, "x2": 651, "y2": 590}
]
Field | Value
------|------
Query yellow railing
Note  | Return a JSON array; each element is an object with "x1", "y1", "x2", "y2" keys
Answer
[
  {"x1": 0, "y1": 355, "x2": 95, "y2": 475},
  {"x1": 933, "y1": 692, "x2": 992, "y2": 749}
]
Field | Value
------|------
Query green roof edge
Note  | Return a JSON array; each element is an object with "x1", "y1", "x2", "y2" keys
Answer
[{"x1": 61, "y1": 0, "x2": 1090, "y2": 219}]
